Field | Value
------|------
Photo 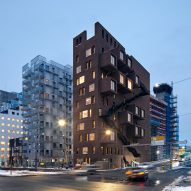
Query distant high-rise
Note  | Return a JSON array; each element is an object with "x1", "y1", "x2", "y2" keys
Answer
[
  {"x1": 153, "y1": 83, "x2": 179, "y2": 158},
  {"x1": 0, "y1": 107, "x2": 23, "y2": 166},
  {"x1": 150, "y1": 95, "x2": 167, "y2": 160},
  {"x1": 73, "y1": 22, "x2": 150, "y2": 168},
  {"x1": 22, "y1": 55, "x2": 72, "y2": 167}
]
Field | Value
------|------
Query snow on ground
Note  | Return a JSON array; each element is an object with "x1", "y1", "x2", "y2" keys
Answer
[
  {"x1": 162, "y1": 176, "x2": 191, "y2": 191},
  {"x1": 0, "y1": 169, "x2": 70, "y2": 177}
]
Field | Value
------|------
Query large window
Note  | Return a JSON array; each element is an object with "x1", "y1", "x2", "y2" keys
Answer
[
  {"x1": 92, "y1": 71, "x2": 96, "y2": 79},
  {"x1": 141, "y1": 129, "x2": 145, "y2": 137},
  {"x1": 89, "y1": 133, "x2": 95, "y2": 141},
  {"x1": 141, "y1": 109, "x2": 145, "y2": 118},
  {"x1": 86, "y1": 96, "x2": 95, "y2": 105},
  {"x1": 89, "y1": 83, "x2": 95, "y2": 92},
  {"x1": 77, "y1": 76, "x2": 85, "y2": 85},
  {"x1": 120, "y1": 51, "x2": 124, "y2": 60},
  {"x1": 111, "y1": 55, "x2": 116, "y2": 66},
  {"x1": 86, "y1": 48, "x2": 91, "y2": 57},
  {"x1": 86, "y1": 97, "x2": 92, "y2": 105},
  {"x1": 127, "y1": 113, "x2": 133, "y2": 123},
  {"x1": 77, "y1": 123, "x2": 84, "y2": 130},
  {"x1": 76, "y1": 66, "x2": 81, "y2": 74},
  {"x1": 86, "y1": 60, "x2": 92, "y2": 69},
  {"x1": 92, "y1": 120, "x2": 95, "y2": 128},
  {"x1": 135, "y1": 106, "x2": 139, "y2": 115},
  {"x1": 79, "y1": 87, "x2": 85, "y2": 96},
  {"x1": 135, "y1": 126, "x2": 139, "y2": 136},
  {"x1": 127, "y1": 79, "x2": 133, "y2": 90},
  {"x1": 135, "y1": 75, "x2": 139, "y2": 85},
  {"x1": 82, "y1": 147, "x2": 88, "y2": 154},
  {"x1": 119, "y1": 73, "x2": 125, "y2": 85},
  {"x1": 111, "y1": 80, "x2": 116, "y2": 91},
  {"x1": 79, "y1": 110, "x2": 88, "y2": 119},
  {"x1": 127, "y1": 58, "x2": 132, "y2": 68},
  {"x1": 79, "y1": 134, "x2": 82, "y2": 142},
  {"x1": 110, "y1": 131, "x2": 115, "y2": 141}
]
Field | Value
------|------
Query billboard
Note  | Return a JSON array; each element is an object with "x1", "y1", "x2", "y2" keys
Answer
[{"x1": 151, "y1": 136, "x2": 165, "y2": 146}]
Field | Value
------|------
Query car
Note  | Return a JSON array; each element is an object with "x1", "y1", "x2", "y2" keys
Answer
[
  {"x1": 124, "y1": 167, "x2": 149, "y2": 181},
  {"x1": 138, "y1": 162, "x2": 154, "y2": 169},
  {"x1": 72, "y1": 165, "x2": 99, "y2": 176}
]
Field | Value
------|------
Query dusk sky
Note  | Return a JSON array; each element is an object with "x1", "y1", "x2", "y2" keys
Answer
[{"x1": 0, "y1": 0, "x2": 191, "y2": 144}]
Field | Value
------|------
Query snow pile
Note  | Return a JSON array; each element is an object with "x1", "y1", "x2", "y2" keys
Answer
[
  {"x1": 0, "y1": 170, "x2": 69, "y2": 177},
  {"x1": 163, "y1": 176, "x2": 191, "y2": 191}
]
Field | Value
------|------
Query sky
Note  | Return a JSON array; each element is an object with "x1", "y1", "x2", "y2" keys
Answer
[{"x1": 0, "y1": 0, "x2": 191, "y2": 144}]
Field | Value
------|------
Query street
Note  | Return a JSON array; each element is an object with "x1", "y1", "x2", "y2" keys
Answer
[{"x1": 0, "y1": 166, "x2": 190, "y2": 191}]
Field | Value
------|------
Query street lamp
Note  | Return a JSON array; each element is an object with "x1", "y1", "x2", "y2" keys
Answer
[
  {"x1": 105, "y1": 129, "x2": 111, "y2": 136},
  {"x1": 58, "y1": 119, "x2": 69, "y2": 166},
  {"x1": 58, "y1": 119, "x2": 66, "y2": 127}
]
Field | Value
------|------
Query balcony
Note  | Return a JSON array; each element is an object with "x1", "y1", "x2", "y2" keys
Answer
[
  {"x1": 100, "y1": 51, "x2": 117, "y2": 72},
  {"x1": 117, "y1": 73, "x2": 132, "y2": 94},
  {"x1": 118, "y1": 111, "x2": 133, "y2": 125},
  {"x1": 100, "y1": 77, "x2": 117, "y2": 95},
  {"x1": 117, "y1": 56, "x2": 132, "y2": 73},
  {"x1": 125, "y1": 125, "x2": 142, "y2": 138}
]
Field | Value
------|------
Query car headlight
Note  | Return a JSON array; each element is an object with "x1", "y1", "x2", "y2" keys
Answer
[
  {"x1": 138, "y1": 172, "x2": 145, "y2": 175},
  {"x1": 126, "y1": 171, "x2": 132, "y2": 175}
]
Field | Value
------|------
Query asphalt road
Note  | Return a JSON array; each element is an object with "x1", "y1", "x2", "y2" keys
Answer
[{"x1": 0, "y1": 167, "x2": 191, "y2": 191}]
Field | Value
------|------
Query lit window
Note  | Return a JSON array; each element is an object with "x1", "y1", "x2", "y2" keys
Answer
[
  {"x1": 21, "y1": 132, "x2": 23, "y2": 134},
  {"x1": 86, "y1": 60, "x2": 92, "y2": 69},
  {"x1": 12, "y1": 118, "x2": 15, "y2": 121},
  {"x1": 1, "y1": 123, "x2": 4, "y2": 126},
  {"x1": 79, "y1": 134, "x2": 82, "y2": 142},
  {"x1": 7, "y1": 124, "x2": 10, "y2": 127},
  {"x1": 120, "y1": 51, "x2": 124, "y2": 60},
  {"x1": 21, "y1": 126, "x2": 23, "y2": 128},
  {"x1": 8, "y1": 130, "x2": 10, "y2": 133},
  {"x1": 1, "y1": 136, "x2": 4, "y2": 139},
  {"x1": 1, "y1": 130, "x2": 4, "y2": 133},
  {"x1": 17, "y1": 119, "x2": 19, "y2": 122},
  {"x1": 77, "y1": 76, "x2": 85, "y2": 85},
  {"x1": 21, "y1": 120, "x2": 23, "y2": 122},
  {"x1": 79, "y1": 87, "x2": 85, "y2": 96},
  {"x1": 135, "y1": 75, "x2": 139, "y2": 85},
  {"x1": 127, "y1": 58, "x2": 132, "y2": 68},
  {"x1": 135, "y1": 106, "x2": 139, "y2": 115},
  {"x1": 141, "y1": 109, "x2": 145, "y2": 118},
  {"x1": 17, "y1": 131, "x2": 19, "y2": 134},
  {"x1": 12, "y1": 125, "x2": 15, "y2": 127},
  {"x1": 78, "y1": 123, "x2": 85, "y2": 130},
  {"x1": 82, "y1": 147, "x2": 88, "y2": 154},
  {"x1": 1, "y1": 148, "x2": 5, "y2": 152},
  {"x1": 85, "y1": 133, "x2": 89, "y2": 141},
  {"x1": 7, "y1": 118, "x2": 10, "y2": 120},
  {"x1": 76, "y1": 66, "x2": 81, "y2": 74},
  {"x1": 135, "y1": 126, "x2": 139, "y2": 136},
  {"x1": 86, "y1": 97, "x2": 92, "y2": 105},
  {"x1": 111, "y1": 80, "x2": 116, "y2": 91},
  {"x1": 86, "y1": 48, "x2": 92, "y2": 57},
  {"x1": 119, "y1": 74, "x2": 125, "y2": 85},
  {"x1": 17, "y1": 125, "x2": 20, "y2": 128},
  {"x1": 79, "y1": 110, "x2": 88, "y2": 119},
  {"x1": 92, "y1": 120, "x2": 95, "y2": 128},
  {"x1": 92, "y1": 71, "x2": 96, "y2": 79},
  {"x1": 127, "y1": 79, "x2": 133, "y2": 90},
  {"x1": 1, "y1": 117, "x2": 4, "y2": 120},
  {"x1": 89, "y1": 109, "x2": 92, "y2": 117},
  {"x1": 1, "y1": 142, "x2": 5, "y2": 145},
  {"x1": 127, "y1": 113, "x2": 132, "y2": 123},
  {"x1": 111, "y1": 55, "x2": 116, "y2": 66},
  {"x1": 89, "y1": 83, "x2": 95, "y2": 92},
  {"x1": 89, "y1": 133, "x2": 95, "y2": 141}
]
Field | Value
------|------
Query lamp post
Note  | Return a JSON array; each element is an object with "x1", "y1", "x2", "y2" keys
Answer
[{"x1": 58, "y1": 119, "x2": 68, "y2": 166}]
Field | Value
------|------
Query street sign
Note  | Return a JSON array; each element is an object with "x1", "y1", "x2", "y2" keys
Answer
[{"x1": 176, "y1": 140, "x2": 187, "y2": 144}]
